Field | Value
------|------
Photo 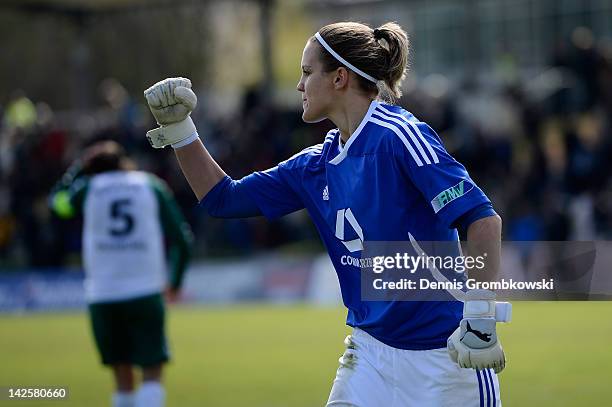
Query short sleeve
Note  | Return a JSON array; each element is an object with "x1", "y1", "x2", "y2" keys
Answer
[
  {"x1": 398, "y1": 124, "x2": 491, "y2": 228},
  {"x1": 237, "y1": 162, "x2": 305, "y2": 220}
]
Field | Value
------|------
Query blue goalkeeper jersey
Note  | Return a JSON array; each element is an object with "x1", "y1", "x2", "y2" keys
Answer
[{"x1": 239, "y1": 100, "x2": 492, "y2": 349}]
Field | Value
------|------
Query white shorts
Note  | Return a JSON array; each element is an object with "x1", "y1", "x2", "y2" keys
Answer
[{"x1": 326, "y1": 328, "x2": 501, "y2": 407}]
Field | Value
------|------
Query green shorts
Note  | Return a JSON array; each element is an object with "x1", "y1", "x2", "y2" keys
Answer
[{"x1": 89, "y1": 293, "x2": 169, "y2": 367}]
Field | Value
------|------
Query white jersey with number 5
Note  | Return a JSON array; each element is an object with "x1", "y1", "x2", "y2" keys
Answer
[{"x1": 83, "y1": 171, "x2": 166, "y2": 302}]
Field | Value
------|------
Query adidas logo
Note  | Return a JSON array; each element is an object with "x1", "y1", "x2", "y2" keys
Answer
[{"x1": 322, "y1": 185, "x2": 329, "y2": 201}]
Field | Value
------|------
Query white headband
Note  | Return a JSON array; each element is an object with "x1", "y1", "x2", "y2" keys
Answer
[{"x1": 315, "y1": 32, "x2": 378, "y2": 84}]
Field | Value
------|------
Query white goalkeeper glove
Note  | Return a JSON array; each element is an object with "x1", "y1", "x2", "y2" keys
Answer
[
  {"x1": 447, "y1": 289, "x2": 512, "y2": 373},
  {"x1": 144, "y1": 77, "x2": 198, "y2": 148}
]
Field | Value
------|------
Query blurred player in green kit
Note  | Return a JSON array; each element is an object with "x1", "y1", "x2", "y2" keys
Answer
[{"x1": 50, "y1": 141, "x2": 193, "y2": 407}]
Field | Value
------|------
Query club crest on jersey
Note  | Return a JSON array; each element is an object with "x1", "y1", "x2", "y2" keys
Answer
[
  {"x1": 323, "y1": 185, "x2": 329, "y2": 201},
  {"x1": 335, "y1": 208, "x2": 363, "y2": 252}
]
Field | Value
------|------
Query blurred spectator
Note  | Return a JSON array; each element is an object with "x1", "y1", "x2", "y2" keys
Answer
[{"x1": 3, "y1": 90, "x2": 37, "y2": 131}]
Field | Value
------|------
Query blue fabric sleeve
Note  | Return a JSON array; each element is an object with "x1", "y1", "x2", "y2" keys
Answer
[
  {"x1": 453, "y1": 202, "x2": 497, "y2": 232},
  {"x1": 398, "y1": 123, "x2": 491, "y2": 229},
  {"x1": 237, "y1": 163, "x2": 305, "y2": 220},
  {"x1": 199, "y1": 176, "x2": 263, "y2": 218}
]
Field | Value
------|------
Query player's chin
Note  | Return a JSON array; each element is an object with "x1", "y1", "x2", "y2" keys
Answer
[{"x1": 302, "y1": 109, "x2": 326, "y2": 124}]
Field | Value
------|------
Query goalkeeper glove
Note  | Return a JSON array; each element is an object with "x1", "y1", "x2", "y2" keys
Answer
[
  {"x1": 447, "y1": 289, "x2": 512, "y2": 373},
  {"x1": 143, "y1": 77, "x2": 198, "y2": 148}
]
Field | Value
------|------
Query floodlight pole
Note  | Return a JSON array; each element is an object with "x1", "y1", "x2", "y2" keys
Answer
[
  {"x1": 260, "y1": 0, "x2": 275, "y2": 99},
  {"x1": 70, "y1": 11, "x2": 94, "y2": 110}
]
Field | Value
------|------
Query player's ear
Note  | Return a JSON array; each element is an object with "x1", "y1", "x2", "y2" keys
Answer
[{"x1": 333, "y1": 67, "x2": 349, "y2": 90}]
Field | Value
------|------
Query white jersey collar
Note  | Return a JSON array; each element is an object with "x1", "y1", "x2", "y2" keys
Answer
[{"x1": 329, "y1": 100, "x2": 378, "y2": 165}]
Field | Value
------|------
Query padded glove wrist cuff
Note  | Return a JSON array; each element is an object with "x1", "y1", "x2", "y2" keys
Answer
[{"x1": 146, "y1": 116, "x2": 196, "y2": 149}]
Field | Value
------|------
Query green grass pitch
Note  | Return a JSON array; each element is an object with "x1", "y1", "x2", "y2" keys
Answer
[{"x1": 0, "y1": 302, "x2": 611, "y2": 406}]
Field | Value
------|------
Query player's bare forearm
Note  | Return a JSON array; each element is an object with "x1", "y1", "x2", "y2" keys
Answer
[
  {"x1": 466, "y1": 214, "x2": 502, "y2": 282},
  {"x1": 174, "y1": 139, "x2": 226, "y2": 201},
  {"x1": 449, "y1": 214, "x2": 508, "y2": 374}
]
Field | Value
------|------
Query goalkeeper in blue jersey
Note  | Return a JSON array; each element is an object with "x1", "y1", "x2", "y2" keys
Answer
[
  {"x1": 50, "y1": 141, "x2": 193, "y2": 407},
  {"x1": 144, "y1": 21, "x2": 509, "y2": 407}
]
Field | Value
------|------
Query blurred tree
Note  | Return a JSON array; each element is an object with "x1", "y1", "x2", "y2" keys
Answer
[{"x1": 0, "y1": 1, "x2": 214, "y2": 109}]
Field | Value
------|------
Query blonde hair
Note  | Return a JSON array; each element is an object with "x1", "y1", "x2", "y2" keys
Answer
[{"x1": 313, "y1": 21, "x2": 410, "y2": 102}]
